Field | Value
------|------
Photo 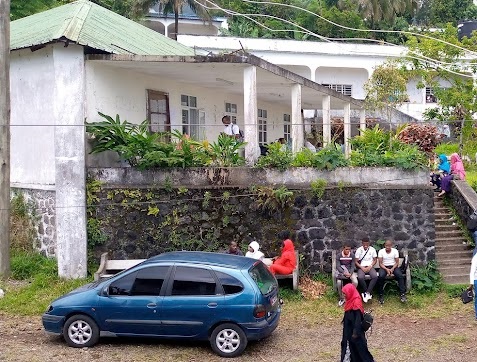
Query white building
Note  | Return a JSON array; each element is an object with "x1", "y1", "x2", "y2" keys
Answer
[
  {"x1": 177, "y1": 35, "x2": 446, "y2": 121},
  {"x1": 12, "y1": 0, "x2": 400, "y2": 277}
]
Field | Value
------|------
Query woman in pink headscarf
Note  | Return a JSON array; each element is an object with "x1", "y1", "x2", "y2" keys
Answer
[{"x1": 438, "y1": 153, "x2": 466, "y2": 197}]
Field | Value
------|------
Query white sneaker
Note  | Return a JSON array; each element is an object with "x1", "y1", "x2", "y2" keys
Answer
[
  {"x1": 338, "y1": 299, "x2": 345, "y2": 307},
  {"x1": 361, "y1": 292, "x2": 368, "y2": 303},
  {"x1": 367, "y1": 293, "x2": 373, "y2": 301}
]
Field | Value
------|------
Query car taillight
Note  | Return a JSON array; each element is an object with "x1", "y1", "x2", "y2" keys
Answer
[{"x1": 253, "y1": 304, "x2": 266, "y2": 319}]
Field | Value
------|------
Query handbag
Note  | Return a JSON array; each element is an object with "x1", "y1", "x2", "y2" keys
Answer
[{"x1": 460, "y1": 289, "x2": 474, "y2": 304}]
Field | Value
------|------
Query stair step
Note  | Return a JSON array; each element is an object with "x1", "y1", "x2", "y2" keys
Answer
[
  {"x1": 438, "y1": 265, "x2": 471, "y2": 273},
  {"x1": 437, "y1": 258, "x2": 474, "y2": 267},
  {"x1": 435, "y1": 250, "x2": 475, "y2": 260},
  {"x1": 434, "y1": 212, "x2": 454, "y2": 217},
  {"x1": 442, "y1": 274, "x2": 471, "y2": 284},
  {"x1": 435, "y1": 230, "x2": 467, "y2": 237},
  {"x1": 435, "y1": 243, "x2": 472, "y2": 252},
  {"x1": 435, "y1": 239, "x2": 470, "y2": 247},
  {"x1": 435, "y1": 219, "x2": 456, "y2": 225},
  {"x1": 435, "y1": 224, "x2": 461, "y2": 231}
]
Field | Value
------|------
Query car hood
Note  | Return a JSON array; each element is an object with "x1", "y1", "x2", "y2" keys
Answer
[{"x1": 52, "y1": 281, "x2": 101, "y2": 303}]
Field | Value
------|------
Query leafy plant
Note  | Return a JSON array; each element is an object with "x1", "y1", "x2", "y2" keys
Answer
[
  {"x1": 411, "y1": 261, "x2": 443, "y2": 293},
  {"x1": 197, "y1": 134, "x2": 245, "y2": 167},
  {"x1": 10, "y1": 192, "x2": 38, "y2": 253},
  {"x1": 310, "y1": 179, "x2": 327, "y2": 199},
  {"x1": 397, "y1": 123, "x2": 441, "y2": 154},
  {"x1": 255, "y1": 142, "x2": 293, "y2": 171},
  {"x1": 255, "y1": 186, "x2": 294, "y2": 211},
  {"x1": 202, "y1": 191, "x2": 212, "y2": 209}
]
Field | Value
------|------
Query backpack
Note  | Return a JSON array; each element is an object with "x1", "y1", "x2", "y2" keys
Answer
[{"x1": 362, "y1": 310, "x2": 374, "y2": 332}]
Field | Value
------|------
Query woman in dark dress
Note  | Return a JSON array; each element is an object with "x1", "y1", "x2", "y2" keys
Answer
[{"x1": 340, "y1": 283, "x2": 375, "y2": 362}]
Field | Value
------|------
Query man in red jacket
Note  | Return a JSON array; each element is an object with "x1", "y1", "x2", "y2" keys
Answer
[{"x1": 269, "y1": 231, "x2": 297, "y2": 275}]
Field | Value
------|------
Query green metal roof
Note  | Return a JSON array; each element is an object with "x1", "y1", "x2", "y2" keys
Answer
[{"x1": 10, "y1": 0, "x2": 195, "y2": 56}]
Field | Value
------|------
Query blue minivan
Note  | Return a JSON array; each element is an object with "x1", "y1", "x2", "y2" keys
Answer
[{"x1": 42, "y1": 251, "x2": 281, "y2": 357}]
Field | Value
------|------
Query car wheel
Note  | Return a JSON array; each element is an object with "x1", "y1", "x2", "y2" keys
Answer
[
  {"x1": 210, "y1": 323, "x2": 248, "y2": 358},
  {"x1": 63, "y1": 314, "x2": 100, "y2": 348}
]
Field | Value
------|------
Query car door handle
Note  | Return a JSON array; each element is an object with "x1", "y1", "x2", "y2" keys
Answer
[
  {"x1": 207, "y1": 302, "x2": 218, "y2": 308},
  {"x1": 147, "y1": 303, "x2": 157, "y2": 308}
]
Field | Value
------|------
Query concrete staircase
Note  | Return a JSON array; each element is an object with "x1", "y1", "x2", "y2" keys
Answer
[{"x1": 434, "y1": 195, "x2": 474, "y2": 284}]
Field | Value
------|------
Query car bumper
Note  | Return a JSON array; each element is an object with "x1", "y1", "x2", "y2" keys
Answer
[
  {"x1": 42, "y1": 313, "x2": 65, "y2": 335},
  {"x1": 240, "y1": 310, "x2": 280, "y2": 340}
]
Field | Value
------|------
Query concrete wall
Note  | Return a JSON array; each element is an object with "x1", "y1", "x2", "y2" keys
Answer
[
  {"x1": 10, "y1": 46, "x2": 56, "y2": 187},
  {"x1": 88, "y1": 167, "x2": 429, "y2": 188},
  {"x1": 449, "y1": 180, "x2": 477, "y2": 228}
]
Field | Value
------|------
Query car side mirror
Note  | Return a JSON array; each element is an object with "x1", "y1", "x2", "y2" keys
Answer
[{"x1": 101, "y1": 286, "x2": 109, "y2": 296}]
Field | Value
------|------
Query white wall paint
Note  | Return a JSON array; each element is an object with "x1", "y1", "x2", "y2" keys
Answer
[
  {"x1": 85, "y1": 62, "x2": 294, "y2": 147},
  {"x1": 10, "y1": 46, "x2": 56, "y2": 187},
  {"x1": 315, "y1": 67, "x2": 369, "y2": 99}
]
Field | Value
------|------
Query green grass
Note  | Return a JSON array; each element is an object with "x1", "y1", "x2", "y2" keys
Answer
[
  {"x1": 0, "y1": 252, "x2": 92, "y2": 315},
  {"x1": 434, "y1": 142, "x2": 459, "y2": 156}
]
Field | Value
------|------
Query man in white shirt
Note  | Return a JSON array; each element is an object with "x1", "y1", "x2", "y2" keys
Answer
[
  {"x1": 221, "y1": 115, "x2": 240, "y2": 140},
  {"x1": 377, "y1": 239, "x2": 406, "y2": 304},
  {"x1": 355, "y1": 237, "x2": 378, "y2": 303}
]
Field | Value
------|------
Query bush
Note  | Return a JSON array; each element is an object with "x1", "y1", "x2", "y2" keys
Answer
[
  {"x1": 10, "y1": 192, "x2": 38, "y2": 253},
  {"x1": 255, "y1": 142, "x2": 293, "y2": 171},
  {"x1": 397, "y1": 123, "x2": 441, "y2": 154},
  {"x1": 411, "y1": 261, "x2": 442, "y2": 293},
  {"x1": 293, "y1": 144, "x2": 348, "y2": 170},
  {"x1": 11, "y1": 251, "x2": 57, "y2": 280}
]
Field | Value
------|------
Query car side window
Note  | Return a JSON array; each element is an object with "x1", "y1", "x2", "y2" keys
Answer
[
  {"x1": 214, "y1": 271, "x2": 244, "y2": 295},
  {"x1": 109, "y1": 271, "x2": 138, "y2": 296},
  {"x1": 171, "y1": 266, "x2": 217, "y2": 296},
  {"x1": 130, "y1": 266, "x2": 169, "y2": 296}
]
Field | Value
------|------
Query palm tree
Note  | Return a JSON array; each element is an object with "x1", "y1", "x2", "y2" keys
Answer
[
  {"x1": 342, "y1": 0, "x2": 418, "y2": 29},
  {"x1": 159, "y1": 0, "x2": 211, "y2": 40}
]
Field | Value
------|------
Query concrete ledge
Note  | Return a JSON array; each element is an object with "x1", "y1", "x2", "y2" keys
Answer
[
  {"x1": 452, "y1": 180, "x2": 477, "y2": 212},
  {"x1": 88, "y1": 167, "x2": 429, "y2": 188}
]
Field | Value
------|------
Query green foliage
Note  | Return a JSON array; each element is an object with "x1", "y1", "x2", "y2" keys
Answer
[
  {"x1": 254, "y1": 185, "x2": 294, "y2": 211},
  {"x1": 411, "y1": 261, "x2": 443, "y2": 293},
  {"x1": 10, "y1": 192, "x2": 39, "y2": 253},
  {"x1": 349, "y1": 126, "x2": 428, "y2": 169},
  {"x1": 10, "y1": 251, "x2": 57, "y2": 280},
  {"x1": 364, "y1": 62, "x2": 409, "y2": 121},
  {"x1": 255, "y1": 142, "x2": 294, "y2": 171},
  {"x1": 310, "y1": 179, "x2": 327, "y2": 199},
  {"x1": 434, "y1": 142, "x2": 459, "y2": 156},
  {"x1": 202, "y1": 191, "x2": 212, "y2": 209},
  {"x1": 197, "y1": 134, "x2": 246, "y2": 167},
  {"x1": 293, "y1": 144, "x2": 348, "y2": 170},
  {"x1": 374, "y1": 239, "x2": 386, "y2": 250},
  {"x1": 443, "y1": 283, "x2": 471, "y2": 298}
]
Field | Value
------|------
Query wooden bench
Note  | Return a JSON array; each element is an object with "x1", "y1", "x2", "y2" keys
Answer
[
  {"x1": 94, "y1": 252, "x2": 146, "y2": 281},
  {"x1": 264, "y1": 251, "x2": 300, "y2": 290},
  {"x1": 332, "y1": 249, "x2": 411, "y2": 299}
]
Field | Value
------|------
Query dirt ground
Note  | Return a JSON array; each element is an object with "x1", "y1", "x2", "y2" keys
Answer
[{"x1": 0, "y1": 303, "x2": 476, "y2": 362}]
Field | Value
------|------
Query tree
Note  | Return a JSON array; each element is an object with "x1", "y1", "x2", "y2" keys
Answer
[
  {"x1": 364, "y1": 62, "x2": 409, "y2": 127},
  {"x1": 160, "y1": 0, "x2": 211, "y2": 40},
  {"x1": 342, "y1": 0, "x2": 419, "y2": 31},
  {"x1": 403, "y1": 24, "x2": 477, "y2": 156},
  {"x1": 428, "y1": 0, "x2": 477, "y2": 27}
]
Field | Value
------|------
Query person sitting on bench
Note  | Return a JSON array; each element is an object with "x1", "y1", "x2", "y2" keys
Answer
[
  {"x1": 269, "y1": 231, "x2": 297, "y2": 276},
  {"x1": 355, "y1": 237, "x2": 378, "y2": 303},
  {"x1": 336, "y1": 242, "x2": 358, "y2": 306},
  {"x1": 377, "y1": 239, "x2": 407, "y2": 304}
]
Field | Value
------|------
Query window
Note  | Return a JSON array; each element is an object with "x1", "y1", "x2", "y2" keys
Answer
[
  {"x1": 426, "y1": 87, "x2": 437, "y2": 103},
  {"x1": 283, "y1": 114, "x2": 291, "y2": 142},
  {"x1": 181, "y1": 94, "x2": 205, "y2": 140},
  {"x1": 258, "y1": 108, "x2": 268, "y2": 145},
  {"x1": 171, "y1": 266, "x2": 217, "y2": 296},
  {"x1": 225, "y1": 102, "x2": 238, "y2": 124},
  {"x1": 129, "y1": 266, "x2": 169, "y2": 296},
  {"x1": 147, "y1": 90, "x2": 170, "y2": 133},
  {"x1": 215, "y1": 271, "x2": 244, "y2": 295},
  {"x1": 249, "y1": 263, "x2": 277, "y2": 295},
  {"x1": 322, "y1": 84, "x2": 352, "y2": 97},
  {"x1": 109, "y1": 272, "x2": 138, "y2": 296}
]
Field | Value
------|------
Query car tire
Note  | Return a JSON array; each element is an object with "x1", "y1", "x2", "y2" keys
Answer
[
  {"x1": 209, "y1": 323, "x2": 248, "y2": 358},
  {"x1": 63, "y1": 314, "x2": 100, "y2": 348}
]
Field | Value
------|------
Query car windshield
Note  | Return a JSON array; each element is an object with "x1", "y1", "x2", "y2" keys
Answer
[{"x1": 249, "y1": 262, "x2": 277, "y2": 295}]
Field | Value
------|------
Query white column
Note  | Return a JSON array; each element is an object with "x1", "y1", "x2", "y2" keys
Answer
[
  {"x1": 360, "y1": 108, "x2": 366, "y2": 133},
  {"x1": 243, "y1": 66, "x2": 258, "y2": 165},
  {"x1": 322, "y1": 95, "x2": 331, "y2": 146},
  {"x1": 53, "y1": 45, "x2": 87, "y2": 279},
  {"x1": 344, "y1": 103, "x2": 351, "y2": 158},
  {"x1": 291, "y1": 84, "x2": 303, "y2": 153}
]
